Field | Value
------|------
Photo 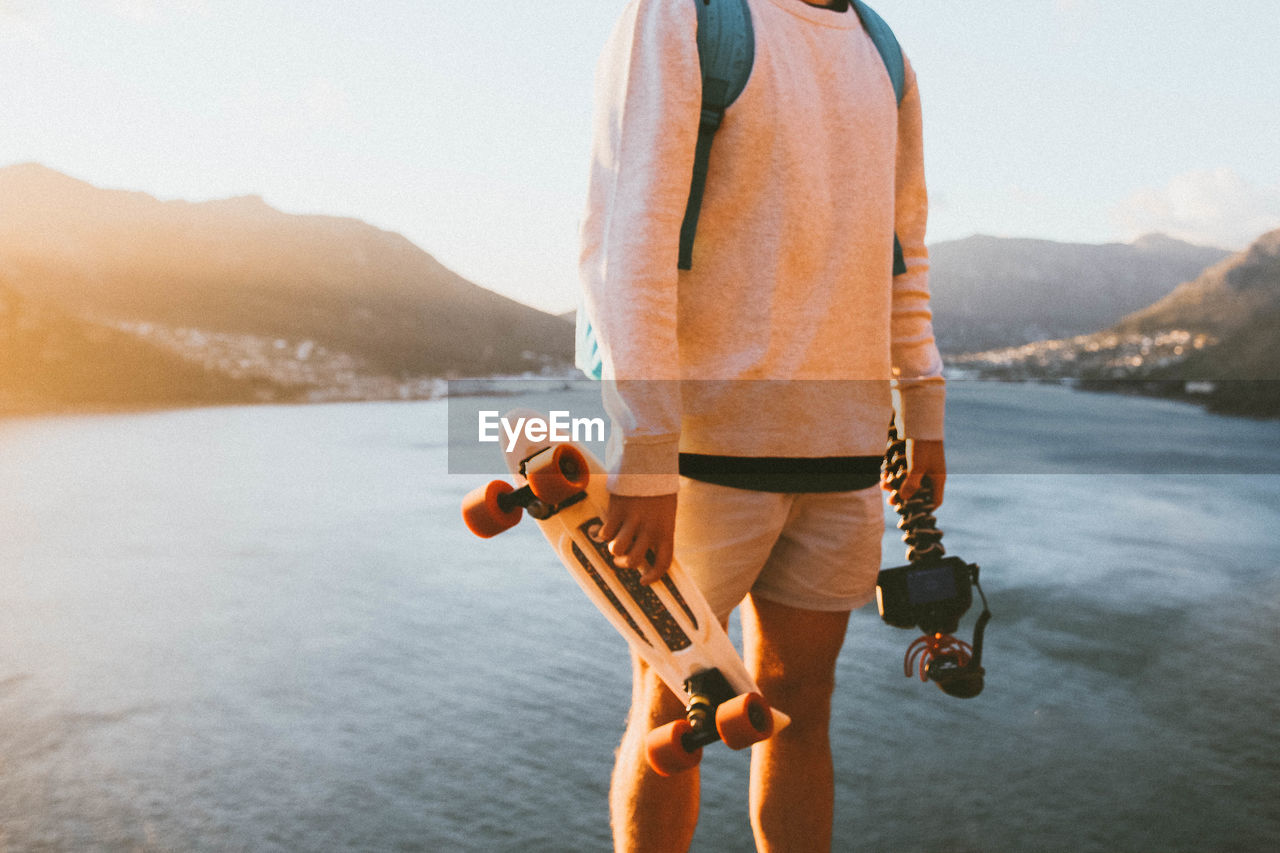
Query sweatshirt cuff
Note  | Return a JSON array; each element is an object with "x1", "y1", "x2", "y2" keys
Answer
[
  {"x1": 605, "y1": 434, "x2": 681, "y2": 496},
  {"x1": 894, "y1": 381, "x2": 946, "y2": 441}
]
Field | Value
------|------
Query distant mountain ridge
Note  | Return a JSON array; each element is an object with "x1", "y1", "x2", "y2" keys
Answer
[
  {"x1": 0, "y1": 163, "x2": 572, "y2": 411},
  {"x1": 954, "y1": 229, "x2": 1280, "y2": 416},
  {"x1": 0, "y1": 163, "x2": 570, "y2": 409},
  {"x1": 4, "y1": 163, "x2": 1270, "y2": 416},
  {"x1": 1116, "y1": 229, "x2": 1280, "y2": 409},
  {"x1": 929, "y1": 234, "x2": 1231, "y2": 354},
  {"x1": 1114, "y1": 230, "x2": 1280, "y2": 340}
]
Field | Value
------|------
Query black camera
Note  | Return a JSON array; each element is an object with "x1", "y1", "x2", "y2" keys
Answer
[
  {"x1": 878, "y1": 420, "x2": 992, "y2": 699},
  {"x1": 875, "y1": 555, "x2": 978, "y2": 636},
  {"x1": 876, "y1": 556, "x2": 990, "y2": 699}
]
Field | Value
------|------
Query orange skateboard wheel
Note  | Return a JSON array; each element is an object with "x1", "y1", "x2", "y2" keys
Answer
[
  {"x1": 525, "y1": 444, "x2": 590, "y2": 505},
  {"x1": 461, "y1": 480, "x2": 523, "y2": 538},
  {"x1": 644, "y1": 719, "x2": 703, "y2": 777},
  {"x1": 715, "y1": 693, "x2": 773, "y2": 750}
]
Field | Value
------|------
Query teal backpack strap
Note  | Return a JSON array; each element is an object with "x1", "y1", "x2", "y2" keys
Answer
[
  {"x1": 851, "y1": 0, "x2": 908, "y2": 276},
  {"x1": 851, "y1": 0, "x2": 904, "y2": 104},
  {"x1": 677, "y1": 0, "x2": 754, "y2": 270}
]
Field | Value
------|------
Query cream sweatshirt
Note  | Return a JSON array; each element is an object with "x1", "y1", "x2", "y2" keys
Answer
[{"x1": 579, "y1": 0, "x2": 945, "y2": 496}]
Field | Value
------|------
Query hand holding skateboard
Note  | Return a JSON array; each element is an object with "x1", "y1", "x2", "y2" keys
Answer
[
  {"x1": 596, "y1": 492, "x2": 677, "y2": 583},
  {"x1": 462, "y1": 410, "x2": 789, "y2": 775}
]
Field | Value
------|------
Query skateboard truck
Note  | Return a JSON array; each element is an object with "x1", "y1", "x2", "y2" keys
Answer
[
  {"x1": 681, "y1": 669, "x2": 736, "y2": 750},
  {"x1": 491, "y1": 480, "x2": 585, "y2": 521},
  {"x1": 645, "y1": 670, "x2": 776, "y2": 776},
  {"x1": 462, "y1": 444, "x2": 591, "y2": 535}
]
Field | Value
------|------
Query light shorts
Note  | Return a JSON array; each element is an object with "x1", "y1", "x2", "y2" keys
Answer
[{"x1": 673, "y1": 476, "x2": 885, "y2": 621}]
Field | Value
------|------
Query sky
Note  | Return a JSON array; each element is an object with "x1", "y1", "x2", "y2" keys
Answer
[{"x1": 2, "y1": 0, "x2": 1278, "y2": 314}]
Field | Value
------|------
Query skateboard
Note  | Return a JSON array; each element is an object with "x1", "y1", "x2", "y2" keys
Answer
[{"x1": 461, "y1": 409, "x2": 790, "y2": 776}]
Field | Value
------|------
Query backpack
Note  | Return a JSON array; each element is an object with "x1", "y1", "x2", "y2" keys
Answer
[{"x1": 577, "y1": 0, "x2": 907, "y2": 380}]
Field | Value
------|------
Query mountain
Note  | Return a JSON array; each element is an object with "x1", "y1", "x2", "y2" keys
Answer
[
  {"x1": 929, "y1": 234, "x2": 1231, "y2": 354},
  {"x1": 0, "y1": 288, "x2": 291, "y2": 412},
  {"x1": 0, "y1": 163, "x2": 573, "y2": 411},
  {"x1": 1114, "y1": 229, "x2": 1280, "y2": 342},
  {"x1": 1116, "y1": 229, "x2": 1280, "y2": 414},
  {"x1": 952, "y1": 229, "x2": 1280, "y2": 417}
]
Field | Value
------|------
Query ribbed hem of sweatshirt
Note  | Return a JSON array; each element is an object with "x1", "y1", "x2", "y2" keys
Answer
[
  {"x1": 895, "y1": 382, "x2": 946, "y2": 441},
  {"x1": 606, "y1": 434, "x2": 682, "y2": 496}
]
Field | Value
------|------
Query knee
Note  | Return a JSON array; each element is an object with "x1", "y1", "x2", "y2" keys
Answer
[
  {"x1": 628, "y1": 660, "x2": 685, "y2": 729},
  {"x1": 756, "y1": 667, "x2": 838, "y2": 732}
]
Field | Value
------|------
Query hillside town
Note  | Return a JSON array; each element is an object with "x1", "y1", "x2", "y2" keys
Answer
[
  {"x1": 951, "y1": 329, "x2": 1218, "y2": 383},
  {"x1": 108, "y1": 320, "x2": 448, "y2": 403}
]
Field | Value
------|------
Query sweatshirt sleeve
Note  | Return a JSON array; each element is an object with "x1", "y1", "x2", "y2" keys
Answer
[
  {"x1": 890, "y1": 56, "x2": 946, "y2": 442},
  {"x1": 579, "y1": 0, "x2": 701, "y2": 495}
]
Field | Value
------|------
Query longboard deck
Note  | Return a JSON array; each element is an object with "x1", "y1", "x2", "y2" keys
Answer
[{"x1": 484, "y1": 409, "x2": 789, "y2": 744}]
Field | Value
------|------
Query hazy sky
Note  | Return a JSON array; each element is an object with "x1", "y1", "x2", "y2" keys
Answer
[{"x1": 2, "y1": 0, "x2": 1278, "y2": 313}]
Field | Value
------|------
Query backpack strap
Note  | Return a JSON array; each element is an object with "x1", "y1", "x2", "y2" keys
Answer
[
  {"x1": 851, "y1": 0, "x2": 908, "y2": 275},
  {"x1": 851, "y1": 0, "x2": 904, "y2": 104},
  {"x1": 677, "y1": 0, "x2": 755, "y2": 270}
]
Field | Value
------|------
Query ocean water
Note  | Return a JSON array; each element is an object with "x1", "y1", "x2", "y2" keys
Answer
[{"x1": 1, "y1": 382, "x2": 1277, "y2": 852}]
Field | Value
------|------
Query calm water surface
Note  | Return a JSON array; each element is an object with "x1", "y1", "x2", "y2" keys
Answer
[{"x1": 1, "y1": 382, "x2": 1277, "y2": 851}]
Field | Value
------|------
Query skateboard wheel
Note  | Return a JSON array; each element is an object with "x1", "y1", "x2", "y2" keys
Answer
[
  {"x1": 525, "y1": 444, "x2": 589, "y2": 505},
  {"x1": 715, "y1": 692, "x2": 773, "y2": 750},
  {"x1": 461, "y1": 480, "x2": 522, "y2": 537},
  {"x1": 645, "y1": 719, "x2": 702, "y2": 777}
]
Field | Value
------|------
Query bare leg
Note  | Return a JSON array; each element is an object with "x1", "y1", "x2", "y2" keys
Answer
[
  {"x1": 610, "y1": 653, "x2": 700, "y2": 852},
  {"x1": 741, "y1": 595, "x2": 851, "y2": 853}
]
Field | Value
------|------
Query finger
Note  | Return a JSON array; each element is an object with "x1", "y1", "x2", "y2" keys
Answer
[
  {"x1": 597, "y1": 503, "x2": 623, "y2": 542},
  {"x1": 898, "y1": 470, "x2": 922, "y2": 503},
  {"x1": 608, "y1": 518, "x2": 639, "y2": 566},
  {"x1": 929, "y1": 474, "x2": 946, "y2": 509},
  {"x1": 622, "y1": 524, "x2": 656, "y2": 575},
  {"x1": 640, "y1": 538, "x2": 674, "y2": 586},
  {"x1": 624, "y1": 537, "x2": 651, "y2": 578},
  {"x1": 645, "y1": 548, "x2": 675, "y2": 581}
]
